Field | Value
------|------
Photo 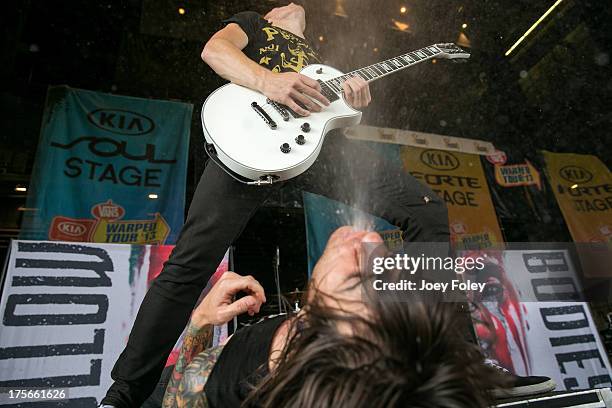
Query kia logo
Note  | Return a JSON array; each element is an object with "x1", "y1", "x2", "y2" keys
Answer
[
  {"x1": 420, "y1": 149, "x2": 460, "y2": 171},
  {"x1": 559, "y1": 165, "x2": 593, "y2": 183},
  {"x1": 58, "y1": 222, "x2": 86, "y2": 237},
  {"x1": 87, "y1": 109, "x2": 155, "y2": 135}
]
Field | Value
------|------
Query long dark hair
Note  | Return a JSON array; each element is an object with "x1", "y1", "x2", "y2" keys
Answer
[{"x1": 243, "y1": 270, "x2": 508, "y2": 408}]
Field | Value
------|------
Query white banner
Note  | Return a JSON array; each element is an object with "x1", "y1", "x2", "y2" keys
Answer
[
  {"x1": 0, "y1": 240, "x2": 150, "y2": 406},
  {"x1": 523, "y1": 301, "x2": 612, "y2": 390},
  {"x1": 469, "y1": 248, "x2": 612, "y2": 391}
]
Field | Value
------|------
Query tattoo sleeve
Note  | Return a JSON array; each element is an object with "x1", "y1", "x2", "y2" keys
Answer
[
  {"x1": 176, "y1": 347, "x2": 224, "y2": 408},
  {"x1": 162, "y1": 322, "x2": 214, "y2": 408}
]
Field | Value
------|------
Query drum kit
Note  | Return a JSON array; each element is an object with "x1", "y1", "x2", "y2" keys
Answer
[{"x1": 258, "y1": 289, "x2": 305, "y2": 315}]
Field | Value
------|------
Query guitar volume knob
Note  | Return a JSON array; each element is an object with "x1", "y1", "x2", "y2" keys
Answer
[
  {"x1": 280, "y1": 143, "x2": 291, "y2": 153},
  {"x1": 301, "y1": 122, "x2": 310, "y2": 132},
  {"x1": 295, "y1": 135, "x2": 305, "y2": 145}
]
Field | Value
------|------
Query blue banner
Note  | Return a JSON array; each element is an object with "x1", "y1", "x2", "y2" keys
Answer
[{"x1": 20, "y1": 86, "x2": 192, "y2": 244}]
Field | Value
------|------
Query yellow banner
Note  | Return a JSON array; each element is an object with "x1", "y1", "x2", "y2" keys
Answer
[
  {"x1": 91, "y1": 213, "x2": 170, "y2": 244},
  {"x1": 49, "y1": 200, "x2": 171, "y2": 244},
  {"x1": 542, "y1": 151, "x2": 612, "y2": 243},
  {"x1": 402, "y1": 147, "x2": 503, "y2": 248}
]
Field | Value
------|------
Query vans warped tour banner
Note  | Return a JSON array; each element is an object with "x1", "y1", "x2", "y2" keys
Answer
[
  {"x1": 20, "y1": 86, "x2": 192, "y2": 245},
  {"x1": 479, "y1": 148, "x2": 557, "y2": 241},
  {"x1": 463, "y1": 247, "x2": 612, "y2": 390},
  {"x1": 401, "y1": 146, "x2": 503, "y2": 248},
  {"x1": 0, "y1": 240, "x2": 229, "y2": 406},
  {"x1": 542, "y1": 151, "x2": 611, "y2": 244}
]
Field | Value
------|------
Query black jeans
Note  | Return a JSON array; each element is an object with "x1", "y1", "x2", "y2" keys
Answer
[{"x1": 102, "y1": 134, "x2": 449, "y2": 407}]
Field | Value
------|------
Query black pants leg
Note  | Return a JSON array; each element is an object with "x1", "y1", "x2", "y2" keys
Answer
[
  {"x1": 140, "y1": 365, "x2": 173, "y2": 408},
  {"x1": 102, "y1": 161, "x2": 277, "y2": 408}
]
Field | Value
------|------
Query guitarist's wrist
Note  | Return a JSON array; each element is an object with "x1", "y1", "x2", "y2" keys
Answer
[{"x1": 255, "y1": 69, "x2": 272, "y2": 94}]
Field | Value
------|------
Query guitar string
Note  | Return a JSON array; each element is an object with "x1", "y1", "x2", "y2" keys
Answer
[{"x1": 321, "y1": 45, "x2": 447, "y2": 94}]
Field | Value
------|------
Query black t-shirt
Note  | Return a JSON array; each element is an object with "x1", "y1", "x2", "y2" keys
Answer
[
  {"x1": 223, "y1": 11, "x2": 321, "y2": 73},
  {"x1": 205, "y1": 315, "x2": 288, "y2": 408}
]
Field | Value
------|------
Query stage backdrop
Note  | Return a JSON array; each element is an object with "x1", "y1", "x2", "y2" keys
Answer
[
  {"x1": 0, "y1": 240, "x2": 228, "y2": 406},
  {"x1": 20, "y1": 86, "x2": 193, "y2": 245},
  {"x1": 402, "y1": 146, "x2": 504, "y2": 248},
  {"x1": 542, "y1": 151, "x2": 611, "y2": 244}
]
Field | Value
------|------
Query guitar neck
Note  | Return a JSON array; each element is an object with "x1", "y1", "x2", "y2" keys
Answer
[{"x1": 322, "y1": 44, "x2": 442, "y2": 95}]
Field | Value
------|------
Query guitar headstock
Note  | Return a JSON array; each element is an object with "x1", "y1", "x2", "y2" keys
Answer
[{"x1": 434, "y1": 43, "x2": 471, "y2": 60}]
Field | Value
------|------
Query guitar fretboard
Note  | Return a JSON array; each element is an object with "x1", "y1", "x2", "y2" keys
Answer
[{"x1": 321, "y1": 45, "x2": 442, "y2": 97}]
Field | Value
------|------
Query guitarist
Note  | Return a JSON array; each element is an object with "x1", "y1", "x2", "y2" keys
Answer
[{"x1": 102, "y1": 3, "x2": 551, "y2": 407}]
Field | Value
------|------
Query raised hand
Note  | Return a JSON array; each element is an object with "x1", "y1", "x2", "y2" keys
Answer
[{"x1": 190, "y1": 271, "x2": 266, "y2": 328}]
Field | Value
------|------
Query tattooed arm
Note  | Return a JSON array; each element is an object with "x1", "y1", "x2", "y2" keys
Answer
[
  {"x1": 175, "y1": 346, "x2": 225, "y2": 408},
  {"x1": 162, "y1": 272, "x2": 266, "y2": 407},
  {"x1": 162, "y1": 322, "x2": 214, "y2": 408}
]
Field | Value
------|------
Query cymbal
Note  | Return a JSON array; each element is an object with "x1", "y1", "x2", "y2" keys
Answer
[{"x1": 269, "y1": 289, "x2": 306, "y2": 298}]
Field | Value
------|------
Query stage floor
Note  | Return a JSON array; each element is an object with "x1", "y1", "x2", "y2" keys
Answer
[{"x1": 495, "y1": 388, "x2": 612, "y2": 407}]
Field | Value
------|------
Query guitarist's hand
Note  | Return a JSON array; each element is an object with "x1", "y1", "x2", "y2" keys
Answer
[
  {"x1": 261, "y1": 71, "x2": 330, "y2": 116},
  {"x1": 342, "y1": 76, "x2": 371, "y2": 109}
]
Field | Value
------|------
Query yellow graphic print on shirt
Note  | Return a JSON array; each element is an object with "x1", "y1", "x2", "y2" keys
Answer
[{"x1": 259, "y1": 26, "x2": 320, "y2": 73}]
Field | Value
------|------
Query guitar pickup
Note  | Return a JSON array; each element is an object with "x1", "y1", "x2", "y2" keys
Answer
[
  {"x1": 284, "y1": 100, "x2": 309, "y2": 118},
  {"x1": 285, "y1": 105, "x2": 303, "y2": 118},
  {"x1": 267, "y1": 99, "x2": 290, "y2": 121}
]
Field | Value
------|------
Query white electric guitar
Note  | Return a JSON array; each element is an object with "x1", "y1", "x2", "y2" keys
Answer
[{"x1": 201, "y1": 43, "x2": 469, "y2": 185}]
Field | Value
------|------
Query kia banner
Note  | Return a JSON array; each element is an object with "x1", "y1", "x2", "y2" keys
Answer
[
  {"x1": 542, "y1": 151, "x2": 611, "y2": 244},
  {"x1": 20, "y1": 86, "x2": 193, "y2": 244},
  {"x1": 402, "y1": 147, "x2": 504, "y2": 248}
]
